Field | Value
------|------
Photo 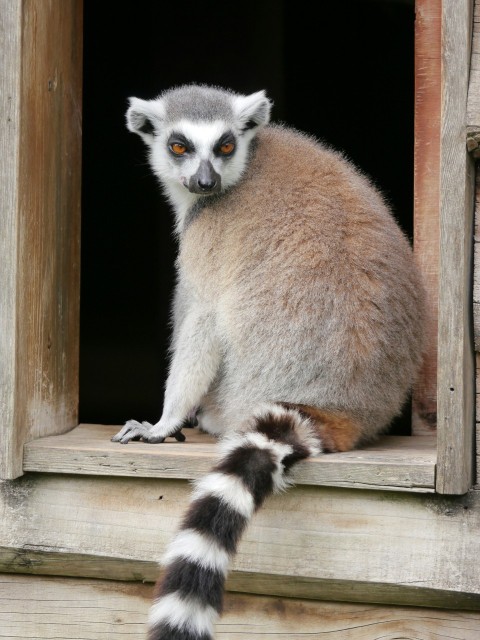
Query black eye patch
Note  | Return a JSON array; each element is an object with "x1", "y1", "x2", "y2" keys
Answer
[
  {"x1": 167, "y1": 132, "x2": 195, "y2": 156},
  {"x1": 214, "y1": 131, "x2": 236, "y2": 156}
]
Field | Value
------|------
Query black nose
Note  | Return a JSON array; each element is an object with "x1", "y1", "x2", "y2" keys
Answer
[
  {"x1": 197, "y1": 178, "x2": 217, "y2": 191},
  {"x1": 189, "y1": 160, "x2": 221, "y2": 194}
]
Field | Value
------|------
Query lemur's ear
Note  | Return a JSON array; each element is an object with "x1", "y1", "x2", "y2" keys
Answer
[
  {"x1": 233, "y1": 90, "x2": 272, "y2": 133},
  {"x1": 126, "y1": 97, "x2": 165, "y2": 145}
]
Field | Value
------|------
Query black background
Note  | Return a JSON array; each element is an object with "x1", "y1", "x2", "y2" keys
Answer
[{"x1": 80, "y1": 0, "x2": 414, "y2": 430}]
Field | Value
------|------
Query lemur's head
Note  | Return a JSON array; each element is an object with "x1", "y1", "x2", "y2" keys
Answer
[{"x1": 126, "y1": 85, "x2": 272, "y2": 222}]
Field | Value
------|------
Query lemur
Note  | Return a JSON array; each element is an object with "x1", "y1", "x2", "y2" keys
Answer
[{"x1": 112, "y1": 85, "x2": 425, "y2": 640}]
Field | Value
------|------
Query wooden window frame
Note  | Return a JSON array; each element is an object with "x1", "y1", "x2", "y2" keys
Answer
[
  {"x1": 414, "y1": 0, "x2": 477, "y2": 494},
  {"x1": 0, "y1": 0, "x2": 476, "y2": 495}
]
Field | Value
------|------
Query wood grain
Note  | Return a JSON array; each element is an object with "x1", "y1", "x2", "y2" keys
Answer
[
  {"x1": 467, "y1": 0, "x2": 480, "y2": 155},
  {"x1": 2, "y1": 545, "x2": 480, "y2": 611},
  {"x1": 1, "y1": 474, "x2": 480, "y2": 608},
  {"x1": 436, "y1": 0, "x2": 476, "y2": 495},
  {"x1": 473, "y1": 169, "x2": 480, "y2": 348},
  {"x1": 475, "y1": 353, "x2": 480, "y2": 484},
  {"x1": 0, "y1": 0, "x2": 83, "y2": 480},
  {"x1": 23, "y1": 424, "x2": 437, "y2": 492},
  {"x1": 1, "y1": 574, "x2": 480, "y2": 639},
  {"x1": 0, "y1": 2, "x2": 22, "y2": 479},
  {"x1": 413, "y1": 0, "x2": 442, "y2": 435},
  {"x1": 472, "y1": 99, "x2": 480, "y2": 484}
]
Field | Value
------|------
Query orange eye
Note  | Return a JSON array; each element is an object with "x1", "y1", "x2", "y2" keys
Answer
[
  {"x1": 170, "y1": 143, "x2": 187, "y2": 155},
  {"x1": 219, "y1": 142, "x2": 235, "y2": 155}
]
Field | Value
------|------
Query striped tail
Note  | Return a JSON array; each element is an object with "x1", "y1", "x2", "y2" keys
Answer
[{"x1": 147, "y1": 403, "x2": 322, "y2": 640}]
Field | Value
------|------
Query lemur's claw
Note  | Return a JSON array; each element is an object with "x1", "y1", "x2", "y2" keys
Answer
[
  {"x1": 111, "y1": 419, "x2": 150, "y2": 444},
  {"x1": 111, "y1": 420, "x2": 186, "y2": 444},
  {"x1": 145, "y1": 425, "x2": 186, "y2": 443}
]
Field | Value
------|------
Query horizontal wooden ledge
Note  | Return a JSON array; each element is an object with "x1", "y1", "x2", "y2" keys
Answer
[
  {"x1": 3, "y1": 574, "x2": 480, "y2": 640},
  {"x1": 23, "y1": 423, "x2": 437, "y2": 492},
  {"x1": 1, "y1": 547, "x2": 479, "y2": 611}
]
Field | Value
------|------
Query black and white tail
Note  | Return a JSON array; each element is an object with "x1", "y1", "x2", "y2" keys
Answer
[{"x1": 147, "y1": 403, "x2": 322, "y2": 640}]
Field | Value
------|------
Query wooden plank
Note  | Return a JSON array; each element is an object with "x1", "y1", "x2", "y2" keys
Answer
[
  {"x1": 436, "y1": 0, "x2": 476, "y2": 494},
  {"x1": 0, "y1": 574, "x2": 149, "y2": 639},
  {"x1": 0, "y1": 3, "x2": 22, "y2": 479},
  {"x1": 473, "y1": 169, "x2": 480, "y2": 348},
  {"x1": 221, "y1": 593, "x2": 480, "y2": 639},
  {"x1": 16, "y1": 2, "x2": 83, "y2": 442},
  {"x1": 1, "y1": 474, "x2": 480, "y2": 608},
  {"x1": 23, "y1": 424, "x2": 437, "y2": 492},
  {"x1": 476, "y1": 353, "x2": 480, "y2": 484},
  {"x1": 412, "y1": 0, "x2": 442, "y2": 435},
  {"x1": 467, "y1": 0, "x2": 480, "y2": 155},
  {"x1": 473, "y1": 161, "x2": 480, "y2": 483},
  {"x1": 1, "y1": 574, "x2": 480, "y2": 640},
  {"x1": 1, "y1": 545, "x2": 479, "y2": 611},
  {"x1": 0, "y1": 0, "x2": 83, "y2": 480}
]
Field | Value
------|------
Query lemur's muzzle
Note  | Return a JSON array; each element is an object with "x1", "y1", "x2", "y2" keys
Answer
[{"x1": 188, "y1": 160, "x2": 221, "y2": 195}]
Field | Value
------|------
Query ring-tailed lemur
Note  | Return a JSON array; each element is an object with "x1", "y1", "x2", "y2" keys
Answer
[{"x1": 112, "y1": 84, "x2": 425, "y2": 640}]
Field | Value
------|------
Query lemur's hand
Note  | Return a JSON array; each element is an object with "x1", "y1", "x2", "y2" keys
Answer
[{"x1": 111, "y1": 420, "x2": 186, "y2": 444}]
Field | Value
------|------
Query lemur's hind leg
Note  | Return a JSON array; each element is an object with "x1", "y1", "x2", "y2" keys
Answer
[
  {"x1": 147, "y1": 403, "x2": 362, "y2": 640},
  {"x1": 195, "y1": 391, "x2": 227, "y2": 437},
  {"x1": 280, "y1": 403, "x2": 364, "y2": 452}
]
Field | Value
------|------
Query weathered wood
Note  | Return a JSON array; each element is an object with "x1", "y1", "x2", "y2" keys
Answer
[
  {"x1": 0, "y1": 2, "x2": 22, "y2": 479},
  {"x1": 475, "y1": 353, "x2": 480, "y2": 484},
  {"x1": 412, "y1": 0, "x2": 441, "y2": 435},
  {"x1": 1, "y1": 545, "x2": 479, "y2": 611},
  {"x1": 471, "y1": 3, "x2": 480, "y2": 495},
  {"x1": 0, "y1": 574, "x2": 149, "y2": 639},
  {"x1": 1, "y1": 474, "x2": 480, "y2": 608},
  {"x1": 473, "y1": 163, "x2": 479, "y2": 484},
  {"x1": 23, "y1": 424, "x2": 437, "y2": 492},
  {"x1": 473, "y1": 168, "x2": 480, "y2": 348},
  {"x1": 436, "y1": 0, "x2": 476, "y2": 495},
  {"x1": 1, "y1": 574, "x2": 480, "y2": 640},
  {"x1": 221, "y1": 593, "x2": 480, "y2": 639},
  {"x1": 467, "y1": 0, "x2": 480, "y2": 156},
  {"x1": 0, "y1": 1, "x2": 83, "y2": 480}
]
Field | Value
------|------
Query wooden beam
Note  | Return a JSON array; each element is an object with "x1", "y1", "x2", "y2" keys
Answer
[
  {"x1": 23, "y1": 424, "x2": 437, "y2": 492},
  {"x1": 436, "y1": 0, "x2": 476, "y2": 494},
  {"x1": 0, "y1": 2, "x2": 22, "y2": 479},
  {"x1": 0, "y1": 1, "x2": 83, "y2": 479},
  {"x1": 1, "y1": 574, "x2": 480, "y2": 639},
  {"x1": 467, "y1": 0, "x2": 480, "y2": 156},
  {"x1": 1, "y1": 545, "x2": 479, "y2": 611},
  {"x1": 476, "y1": 353, "x2": 480, "y2": 483},
  {"x1": 1, "y1": 474, "x2": 480, "y2": 608},
  {"x1": 413, "y1": 0, "x2": 442, "y2": 435},
  {"x1": 474, "y1": 170, "x2": 480, "y2": 349}
]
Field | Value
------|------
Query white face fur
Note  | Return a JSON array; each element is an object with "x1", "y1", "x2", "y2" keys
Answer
[{"x1": 126, "y1": 88, "x2": 272, "y2": 232}]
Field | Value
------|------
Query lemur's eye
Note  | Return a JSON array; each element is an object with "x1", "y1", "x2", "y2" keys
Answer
[
  {"x1": 170, "y1": 143, "x2": 187, "y2": 155},
  {"x1": 219, "y1": 142, "x2": 235, "y2": 155}
]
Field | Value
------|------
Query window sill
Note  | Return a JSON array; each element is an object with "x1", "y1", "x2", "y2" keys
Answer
[{"x1": 23, "y1": 424, "x2": 436, "y2": 492}]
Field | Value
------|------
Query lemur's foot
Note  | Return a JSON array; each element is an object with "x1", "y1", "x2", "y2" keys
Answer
[{"x1": 111, "y1": 420, "x2": 186, "y2": 444}]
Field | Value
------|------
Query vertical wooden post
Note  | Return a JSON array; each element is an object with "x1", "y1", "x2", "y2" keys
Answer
[
  {"x1": 475, "y1": 174, "x2": 480, "y2": 485},
  {"x1": 436, "y1": 0, "x2": 475, "y2": 494},
  {"x1": 0, "y1": 1, "x2": 23, "y2": 479},
  {"x1": 413, "y1": 0, "x2": 441, "y2": 435},
  {"x1": 0, "y1": 0, "x2": 83, "y2": 479},
  {"x1": 466, "y1": 0, "x2": 480, "y2": 158},
  {"x1": 465, "y1": 0, "x2": 480, "y2": 486}
]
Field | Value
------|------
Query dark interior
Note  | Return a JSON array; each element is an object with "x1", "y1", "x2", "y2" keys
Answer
[{"x1": 80, "y1": 0, "x2": 415, "y2": 433}]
